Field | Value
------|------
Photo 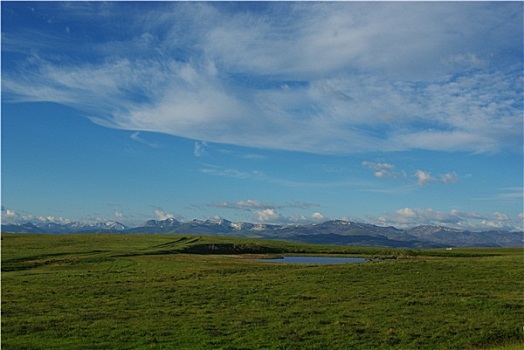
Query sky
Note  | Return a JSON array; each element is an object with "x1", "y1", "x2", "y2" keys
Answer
[{"x1": 1, "y1": 1, "x2": 523, "y2": 231}]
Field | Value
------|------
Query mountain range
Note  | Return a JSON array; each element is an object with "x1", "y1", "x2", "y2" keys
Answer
[{"x1": 2, "y1": 218, "x2": 522, "y2": 248}]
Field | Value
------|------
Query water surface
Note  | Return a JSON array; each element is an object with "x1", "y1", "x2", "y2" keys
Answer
[{"x1": 254, "y1": 256, "x2": 368, "y2": 265}]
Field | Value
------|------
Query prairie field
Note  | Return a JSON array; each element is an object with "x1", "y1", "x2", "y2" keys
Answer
[{"x1": 2, "y1": 233, "x2": 523, "y2": 349}]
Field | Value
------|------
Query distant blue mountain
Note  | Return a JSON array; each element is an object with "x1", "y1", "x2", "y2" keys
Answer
[{"x1": 2, "y1": 218, "x2": 522, "y2": 248}]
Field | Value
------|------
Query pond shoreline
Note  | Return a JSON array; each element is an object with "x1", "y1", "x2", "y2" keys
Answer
[{"x1": 252, "y1": 256, "x2": 371, "y2": 264}]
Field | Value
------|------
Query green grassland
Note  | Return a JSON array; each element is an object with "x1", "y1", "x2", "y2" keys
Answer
[{"x1": 2, "y1": 233, "x2": 523, "y2": 349}]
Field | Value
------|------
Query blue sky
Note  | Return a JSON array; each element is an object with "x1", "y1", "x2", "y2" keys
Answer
[{"x1": 2, "y1": 1, "x2": 523, "y2": 231}]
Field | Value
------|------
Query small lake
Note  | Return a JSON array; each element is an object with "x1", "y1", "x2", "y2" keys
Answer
[{"x1": 254, "y1": 256, "x2": 369, "y2": 265}]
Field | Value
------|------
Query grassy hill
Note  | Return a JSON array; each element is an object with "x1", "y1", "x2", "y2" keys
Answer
[{"x1": 2, "y1": 233, "x2": 523, "y2": 349}]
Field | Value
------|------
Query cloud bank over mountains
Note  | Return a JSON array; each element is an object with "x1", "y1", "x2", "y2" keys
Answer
[
  {"x1": 2, "y1": 203, "x2": 522, "y2": 233},
  {"x1": 373, "y1": 207, "x2": 523, "y2": 232},
  {"x1": 3, "y1": 2, "x2": 522, "y2": 155}
]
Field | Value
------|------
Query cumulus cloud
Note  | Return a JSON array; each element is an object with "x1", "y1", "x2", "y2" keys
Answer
[
  {"x1": 154, "y1": 209, "x2": 174, "y2": 221},
  {"x1": 415, "y1": 170, "x2": 460, "y2": 186},
  {"x1": 256, "y1": 208, "x2": 280, "y2": 223},
  {"x1": 254, "y1": 209, "x2": 327, "y2": 224},
  {"x1": 1, "y1": 208, "x2": 20, "y2": 222},
  {"x1": 415, "y1": 170, "x2": 436, "y2": 186},
  {"x1": 36, "y1": 216, "x2": 71, "y2": 224},
  {"x1": 362, "y1": 161, "x2": 459, "y2": 187},
  {"x1": 2, "y1": 2, "x2": 522, "y2": 155},
  {"x1": 0, "y1": 208, "x2": 72, "y2": 225},
  {"x1": 114, "y1": 211, "x2": 123, "y2": 219},
  {"x1": 450, "y1": 209, "x2": 484, "y2": 220},
  {"x1": 311, "y1": 212, "x2": 325, "y2": 221}
]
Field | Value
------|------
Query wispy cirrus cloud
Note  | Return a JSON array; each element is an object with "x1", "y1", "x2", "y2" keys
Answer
[
  {"x1": 361, "y1": 161, "x2": 398, "y2": 179},
  {"x1": 199, "y1": 166, "x2": 262, "y2": 180},
  {"x1": 472, "y1": 187, "x2": 523, "y2": 202},
  {"x1": 497, "y1": 187, "x2": 524, "y2": 199},
  {"x1": 2, "y1": 2, "x2": 521, "y2": 155},
  {"x1": 209, "y1": 199, "x2": 319, "y2": 212},
  {"x1": 130, "y1": 132, "x2": 159, "y2": 148},
  {"x1": 199, "y1": 163, "x2": 371, "y2": 189},
  {"x1": 210, "y1": 199, "x2": 272, "y2": 211},
  {"x1": 193, "y1": 141, "x2": 208, "y2": 158}
]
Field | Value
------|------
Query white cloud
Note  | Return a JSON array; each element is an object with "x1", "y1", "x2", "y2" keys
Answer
[
  {"x1": 379, "y1": 208, "x2": 462, "y2": 227},
  {"x1": 130, "y1": 132, "x2": 158, "y2": 148},
  {"x1": 311, "y1": 212, "x2": 325, "y2": 221},
  {"x1": 444, "y1": 53, "x2": 488, "y2": 71},
  {"x1": 450, "y1": 209, "x2": 484, "y2": 220},
  {"x1": 375, "y1": 208, "x2": 521, "y2": 231},
  {"x1": 2, "y1": 2, "x2": 521, "y2": 155},
  {"x1": 479, "y1": 220, "x2": 506, "y2": 230},
  {"x1": 440, "y1": 172, "x2": 459, "y2": 184},
  {"x1": 498, "y1": 187, "x2": 524, "y2": 199},
  {"x1": 395, "y1": 208, "x2": 417, "y2": 220},
  {"x1": 36, "y1": 216, "x2": 71, "y2": 224},
  {"x1": 414, "y1": 170, "x2": 460, "y2": 186},
  {"x1": 472, "y1": 187, "x2": 523, "y2": 202},
  {"x1": 201, "y1": 163, "x2": 369, "y2": 189},
  {"x1": 415, "y1": 170, "x2": 436, "y2": 186},
  {"x1": 256, "y1": 208, "x2": 280, "y2": 223},
  {"x1": 493, "y1": 212, "x2": 510, "y2": 221},
  {"x1": 193, "y1": 141, "x2": 208, "y2": 157},
  {"x1": 210, "y1": 199, "x2": 318, "y2": 212},
  {"x1": 362, "y1": 161, "x2": 397, "y2": 179},
  {"x1": 114, "y1": 211, "x2": 123, "y2": 219},
  {"x1": 1, "y1": 208, "x2": 68, "y2": 225},
  {"x1": 208, "y1": 199, "x2": 323, "y2": 224},
  {"x1": 154, "y1": 210, "x2": 174, "y2": 221},
  {"x1": 211, "y1": 199, "x2": 268, "y2": 211},
  {"x1": 363, "y1": 161, "x2": 459, "y2": 187},
  {"x1": 200, "y1": 167, "x2": 258, "y2": 180}
]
